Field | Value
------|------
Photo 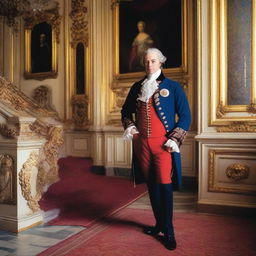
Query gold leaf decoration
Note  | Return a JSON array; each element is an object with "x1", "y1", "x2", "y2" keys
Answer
[{"x1": 226, "y1": 163, "x2": 250, "y2": 182}]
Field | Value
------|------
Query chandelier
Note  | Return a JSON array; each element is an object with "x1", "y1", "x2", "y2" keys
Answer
[{"x1": 0, "y1": 0, "x2": 49, "y2": 30}]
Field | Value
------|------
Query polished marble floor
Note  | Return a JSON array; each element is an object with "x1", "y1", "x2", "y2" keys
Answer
[{"x1": 0, "y1": 225, "x2": 85, "y2": 256}]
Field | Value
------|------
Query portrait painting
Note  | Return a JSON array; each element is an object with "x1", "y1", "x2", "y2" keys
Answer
[
  {"x1": 116, "y1": 0, "x2": 182, "y2": 76},
  {"x1": 31, "y1": 22, "x2": 52, "y2": 74},
  {"x1": 23, "y1": 7, "x2": 60, "y2": 80}
]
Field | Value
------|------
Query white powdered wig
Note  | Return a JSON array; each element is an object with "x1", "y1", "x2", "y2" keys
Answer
[{"x1": 144, "y1": 48, "x2": 167, "y2": 64}]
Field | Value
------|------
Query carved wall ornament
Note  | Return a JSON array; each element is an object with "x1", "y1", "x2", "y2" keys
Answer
[
  {"x1": 0, "y1": 123, "x2": 18, "y2": 139},
  {"x1": 71, "y1": 95, "x2": 89, "y2": 129},
  {"x1": 0, "y1": 76, "x2": 60, "y2": 120},
  {"x1": 112, "y1": 87, "x2": 129, "y2": 110},
  {"x1": 18, "y1": 120, "x2": 63, "y2": 212},
  {"x1": 208, "y1": 150, "x2": 215, "y2": 190},
  {"x1": 0, "y1": 76, "x2": 32, "y2": 112},
  {"x1": 33, "y1": 85, "x2": 59, "y2": 118},
  {"x1": 19, "y1": 151, "x2": 41, "y2": 212},
  {"x1": 70, "y1": 0, "x2": 88, "y2": 47},
  {"x1": 29, "y1": 120, "x2": 64, "y2": 185},
  {"x1": 23, "y1": 1, "x2": 61, "y2": 43},
  {"x1": 247, "y1": 103, "x2": 256, "y2": 114},
  {"x1": 226, "y1": 163, "x2": 250, "y2": 182},
  {"x1": 208, "y1": 150, "x2": 256, "y2": 195},
  {"x1": 0, "y1": 154, "x2": 15, "y2": 204},
  {"x1": 216, "y1": 122, "x2": 256, "y2": 132},
  {"x1": 33, "y1": 85, "x2": 50, "y2": 108}
]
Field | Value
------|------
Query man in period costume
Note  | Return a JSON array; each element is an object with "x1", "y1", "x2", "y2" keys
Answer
[{"x1": 121, "y1": 48, "x2": 191, "y2": 250}]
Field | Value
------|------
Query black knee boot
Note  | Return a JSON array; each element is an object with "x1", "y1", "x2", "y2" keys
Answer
[
  {"x1": 160, "y1": 183, "x2": 176, "y2": 250},
  {"x1": 144, "y1": 182, "x2": 162, "y2": 235}
]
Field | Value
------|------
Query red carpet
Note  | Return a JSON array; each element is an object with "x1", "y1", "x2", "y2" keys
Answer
[
  {"x1": 38, "y1": 208, "x2": 256, "y2": 256},
  {"x1": 39, "y1": 156, "x2": 147, "y2": 226}
]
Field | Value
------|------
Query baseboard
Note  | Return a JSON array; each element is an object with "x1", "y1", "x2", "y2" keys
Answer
[
  {"x1": 197, "y1": 203, "x2": 256, "y2": 218},
  {"x1": 92, "y1": 165, "x2": 106, "y2": 175},
  {"x1": 0, "y1": 212, "x2": 43, "y2": 233}
]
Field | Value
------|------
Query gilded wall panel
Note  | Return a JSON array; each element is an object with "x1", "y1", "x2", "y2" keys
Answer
[{"x1": 209, "y1": 149, "x2": 256, "y2": 195}]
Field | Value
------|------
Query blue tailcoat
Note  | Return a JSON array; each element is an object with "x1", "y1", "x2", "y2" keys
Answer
[{"x1": 121, "y1": 73, "x2": 191, "y2": 190}]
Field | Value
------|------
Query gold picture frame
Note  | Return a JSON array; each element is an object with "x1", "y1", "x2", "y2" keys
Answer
[
  {"x1": 209, "y1": 0, "x2": 256, "y2": 127},
  {"x1": 112, "y1": 0, "x2": 189, "y2": 82},
  {"x1": 23, "y1": 3, "x2": 60, "y2": 80}
]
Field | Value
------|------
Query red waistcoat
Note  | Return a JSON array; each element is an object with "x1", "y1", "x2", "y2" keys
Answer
[{"x1": 136, "y1": 98, "x2": 166, "y2": 138}]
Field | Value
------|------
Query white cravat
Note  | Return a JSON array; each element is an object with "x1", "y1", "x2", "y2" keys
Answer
[{"x1": 137, "y1": 69, "x2": 161, "y2": 103}]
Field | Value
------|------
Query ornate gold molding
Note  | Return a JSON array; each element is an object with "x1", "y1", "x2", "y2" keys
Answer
[
  {"x1": 30, "y1": 120, "x2": 64, "y2": 185},
  {"x1": 216, "y1": 122, "x2": 256, "y2": 132},
  {"x1": 112, "y1": 87, "x2": 129, "y2": 110},
  {"x1": 0, "y1": 124, "x2": 18, "y2": 139},
  {"x1": 216, "y1": 101, "x2": 227, "y2": 118},
  {"x1": 71, "y1": 95, "x2": 89, "y2": 129},
  {"x1": 0, "y1": 76, "x2": 60, "y2": 120},
  {"x1": 19, "y1": 151, "x2": 41, "y2": 212},
  {"x1": 23, "y1": 2, "x2": 61, "y2": 43},
  {"x1": 19, "y1": 120, "x2": 64, "y2": 212},
  {"x1": 112, "y1": 0, "x2": 191, "y2": 81},
  {"x1": 70, "y1": 0, "x2": 88, "y2": 48},
  {"x1": 23, "y1": 2, "x2": 60, "y2": 80},
  {"x1": 247, "y1": 103, "x2": 256, "y2": 114},
  {"x1": 0, "y1": 154, "x2": 15, "y2": 204},
  {"x1": 208, "y1": 150, "x2": 256, "y2": 195},
  {"x1": 208, "y1": 150, "x2": 215, "y2": 191},
  {"x1": 209, "y1": 0, "x2": 256, "y2": 125},
  {"x1": 226, "y1": 163, "x2": 250, "y2": 182}
]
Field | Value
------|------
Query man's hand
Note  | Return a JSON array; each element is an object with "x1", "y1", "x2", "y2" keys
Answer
[
  {"x1": 131, "y1": 128, "x2": 139, "y2": 135},
  {"x1": 164, "y1": 145, "x2": 174, "y2": 153}
]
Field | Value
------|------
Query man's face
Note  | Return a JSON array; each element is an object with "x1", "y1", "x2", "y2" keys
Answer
[{"x1": 144, "y1": 52, "x2": 161, "y2": 75}]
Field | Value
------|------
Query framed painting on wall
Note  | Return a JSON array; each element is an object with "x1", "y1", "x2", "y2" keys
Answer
[
  {"x1": 23, "y1": 4, "x2": 60, "y2": 80},
  {"x1": 112, "y1": 0, "x2": 185, "y2": 80}
]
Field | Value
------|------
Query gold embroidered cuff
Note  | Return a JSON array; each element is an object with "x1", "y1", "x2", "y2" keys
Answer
[{"x1": 167, "y1": 127, "x2": 187, "y2": 147}]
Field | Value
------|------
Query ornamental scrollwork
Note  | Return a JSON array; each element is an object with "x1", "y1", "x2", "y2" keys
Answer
[
  {"x1": 217, "y1": 122, "x2": 256, "y2": 132},
  {"x1": 0, "y1": 124, "x2": 18, "y2": 139},
  {"x1": 23, "y1": 1, "x2": 61, "y2": 43},
  {"x1": 70, "y1": 0, "x2": 88, "y2": 47},
  {"x1": 226, "y1": 163, "x2": 250, "y2": 182},
  {"x1": 19, "y1": 151, "x2": 41, "y2": 212},
  {"x1": 112, "y1": 87, "x2": 129, "y2": 110},
  {"x1": 216, "y1": 101, "x2": 227, "y2": 118},
  {"x1": 0, "y1": 76, "x2": 59, "y2": 119},
  {"x1": 247, "y1": 103, "x2": 256, "y2": 114},
  {"x1": 0, "y1": 154, "x2": 15, "y2": 204},
  {"x1": 71, "y1": 95, "x2": 89, "y2": 129},
  {"x1": 30, "y1": 120, "x2": 64, "y2": 185}
]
